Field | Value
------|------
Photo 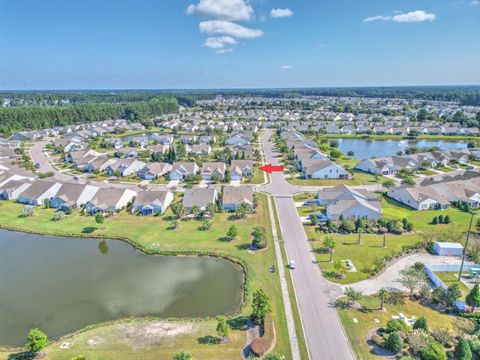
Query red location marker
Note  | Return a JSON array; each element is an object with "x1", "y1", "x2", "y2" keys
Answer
[{"x1": 259, "y1": 164, "x2": 285, "y2": 174}]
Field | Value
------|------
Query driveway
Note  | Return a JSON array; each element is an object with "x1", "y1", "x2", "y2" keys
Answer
[
  {"x1": 351, "y1": 253, "x2": 468, "y2": 295},
  {"x1": 260, "y1": 130, "x2": 354, "y2": 360}
]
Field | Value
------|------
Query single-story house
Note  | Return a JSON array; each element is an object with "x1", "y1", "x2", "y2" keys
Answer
[
  {"x1": 105, "y1": 159, "x2": 146, "y2": 177},
  {"x1": 137, "y1": 162, "x2": 173, "y2": 180},
  {"x1": 230, "y1": 160, "x2": 253, "y2": 181},
  {"x1": 303, "y1": 159, "x2": 349, "y2": 179},
  {"x1": 131, "y1": 190, "x2": 174, "y2": 215},
  {"x1": 50, "y1": 183, "x2": 99, "y2": 211},
  {"x1": 182, "y1": 188, "x2": 218, "y2": 212},
  {"x1": 387, "y1": 186, "x2": 450, "y2": 211},
  {"x1": 17, "y1": 181, "x2": 62, "y2": 206},
  {"x1": 222, "y1": 186, "x2": 254, "y2": 211},
  {"x1": 169, "y1": 162, "x2": 199, "y2": 180},
  {"x1": 201, "y1": 162, "x2": 227, "y2": 180},
  {"x1": 0, "y1": 179, "x2": 32, "y2": 200},
  {"x1": 84, "y1": 188, "x2": 137, "y2": 215}
]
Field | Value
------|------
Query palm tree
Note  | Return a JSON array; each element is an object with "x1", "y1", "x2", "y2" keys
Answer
[
  {"x1": 377, "y1": 288, "x2": 388, "y2": 310},
  {"x1": 323, "y1": 236, "x2": 336, "y2": 262}
]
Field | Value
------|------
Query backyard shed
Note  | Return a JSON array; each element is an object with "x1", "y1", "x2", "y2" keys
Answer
[{"x1": 433, "y1": 242, "x2": 464, "y2": 256}]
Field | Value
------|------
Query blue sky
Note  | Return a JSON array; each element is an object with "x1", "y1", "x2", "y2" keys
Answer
[{"x1": 0, "y1": 0, "x2": 479, "y2": 90}]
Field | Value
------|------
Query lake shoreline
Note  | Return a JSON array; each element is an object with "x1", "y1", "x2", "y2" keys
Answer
[{"x1": 0, "y1": 225, "x2": 248, "y2": 349}]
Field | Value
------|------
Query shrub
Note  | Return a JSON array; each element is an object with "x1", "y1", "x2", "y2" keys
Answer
[
  {"x1": 413, "y1": 316, "x2": 429, "y2": 332},
  {"x1": 432, "y1": 328, "x2": 453, "y2": 347},
  {"x1": 26, "y1": 328, "x2": 48, "y2": 353},
  {"x1": 371, "y1": 334, "x2": 384, "y2": 347},
  {"x1": 444, "y1": 215, "x2": 451, "y2": 224},
  {"x1": 421, "y1": 340, "x2": 447, "y2": 360},
  {"x1": 468, "y1": 339, "x2": 480, "y2": 355},
  {"x1": 407, "y1": 329, "x2": 429, "y2": 354},
  {"x1": 385, "y1": 331, "x2": 403, "y2": 353},
  {"x1": 386, "y1": 319, "x2": 408, "y2": 333},
  {"x1": 340, "y1": 220, "x2": 356, "y2": 233},
  {"x1": 466, "y1": 284, "x2": 480, "y2": 308},
  {"x1": 455, "y1": 338, "x2": 473, "y2": 360}
]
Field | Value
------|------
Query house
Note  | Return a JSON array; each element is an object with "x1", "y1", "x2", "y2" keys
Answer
[
  {"x1": 182, "y1": 188, "x2": 218, "y2": 212},
  {"x1": 433, "y1": 242, "x2": 463, "y2": 256},
  {"x1": 191, "y1": 144, "x2": 212, "y2": 156},
  {"x1": 199, "y1": 135, "x2": 215, "y2": 144},
  {"x1": 0, "y1": 179, "x2": 32, "y2": 200},
  {"x1": 84, "y1": 188, "x2": 137, "y2": 214},
  {"x1": 169, "y1": 162, "x2": 199, "y2": 180},
  {"x1": 84, "y1": 156, "x2": 116, "y2": 173},
  {"x1": 179, "y1": 135, "x2": 197, "y2": 144},
  {"x1": 131, "y1": 190, "x2": 174, "y2": 215},
  {"x1": 222, "y1": 186, "x2": 254, "y2": 211},
  {"x1": 105, "y1": 159, "x2": 146, "y2": 177},
  {"x1": 137, "y1": 162, "x2": 172, "y2": 180},
  {"x1": 316, "y1": 184, "x2": 377, "y2": 205},
  {"x1": 49, "y1": 183, "x2": 99, "y2": 211},
  {"x1": 17, "y1": 181, "x2": 62, "y2": 206},
  {"x1": 201, "y1": 162, "x2": 227, "y2": 180},
  {"x1": 230, "y1": 160, "x2": 253, "y2": 181},
  {"x1": 387, "y1": 186, "x2": 450, "y2": 210},
  {"x1": 303, "y1": 159, "x2": 349, "y2": 179},
  {"x1": 226, "y1": 133, "x2": 249, "y2": 146},
  {"x1": 326, "y1": 194, "x2": 382, "y2": 221}
]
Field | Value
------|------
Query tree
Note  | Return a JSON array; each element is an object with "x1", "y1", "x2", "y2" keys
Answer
[
  {"x1": 226, "y1": 224, "x2": 238, "y2": 240},
  {"x1": 334, "y1": 259, "x2": 348, "y2": 278},
  {"x1": 171, "y1": 202, "x2": 185, "y2": 219},
  {"x1": 413, "y1": 316, "x2": 429, "y2": 332},
  {"x1": 310, "y1": 215, "x2": 319, "y2": 227},
  {"x1": 382, "y1": 179, "x2": 394, "y2": 189},
  {"x1": 466, "y1": 284, "x2": 480, "y2": 307},
  {"x1": 455, "y1": 338, "x2": 473, "y2": 360},
  {"x1": 216, "y1": 316, "x2": 231, "y2": 341},
  {"x1": 377, "y1": 288, "x2": 388, "y2": 310},
  {"x1": 251, "y1": 289, "x2": 271, "y2": 324},
  {"x1": 445, "y1": 284, "x2": 462, "y2": 308},
  {"x1": 206, "y1": 202, "x2": 216, "y2": 217},
  {"x1": 95, "y1": 212, "x2": 104, "y2": 224},
  {"x1": 191, "y1": 205, "x2": 201, "y2": 218},
  {"x1": 421, "y1": 340, "x2": 447, "y2": 360},
  {"x1": 200, "y1": 219, "x2": 212, "y2": 231},
  {"x1": 432, "y1": 216, "x2": 439, "y2": 225},
  {"x1": 53, "y1": 211, "x2": 65, "y2": 221},
  {"x1": 323, "y1": 236, "x2": 336, "y2": 262},
  {"x1": 22, "y1": 205, "x2": 34, "y2": 217},
  {"x1": 173, "y1": 352, "x2": 193, "y2": 360},
  {"x1": 444, "y1": 215, "x2": 451, "y2": 224},
  {"x1": 386, "y1": 332, "x2": 403, "y2": 353},
  {"x1": 397, "y1": 267, "x2": 427, "y2": 299},
  {"x1": 26, "y1": 328, "x2": 48, "y2": 353},
  {"x1": 344, "y1": 287, "x2": 362, "y2": 305}
]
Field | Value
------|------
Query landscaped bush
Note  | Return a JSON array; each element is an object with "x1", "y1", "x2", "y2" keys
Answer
[
  {"x1": 413, "y1": 317, "x2": 429, "y2": 332},
  {"x1": 371, "y1": 334, "x2": 384, "y2": 347},
  {"x1": 386, "y1": 319, "x2": 408, "y2": 333},
  {"x1": 455, "y1": 338, "x2": 473, "y2": 360},
  {"x1": 385, "y1": 331, "x2": 403, "y2": 353},
  {"x1": 250, "y1": 313, "x2": 275, "y2": 357},
  {"x1": 421, "y1": 340, "x2": 447, "y2": 360}
]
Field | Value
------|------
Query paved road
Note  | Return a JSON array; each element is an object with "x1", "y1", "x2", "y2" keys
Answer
[
  {"x1": 260, "y1": 131, "x2": 354, "y2": 360},
  {"x1": 29, "y1": 141, "x2": 73, "y2": 182}
]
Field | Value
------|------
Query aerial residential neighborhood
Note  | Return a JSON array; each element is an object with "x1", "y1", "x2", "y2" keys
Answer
[{"x1": 1, "y1": 1, "x2": 479, "y2": 360}]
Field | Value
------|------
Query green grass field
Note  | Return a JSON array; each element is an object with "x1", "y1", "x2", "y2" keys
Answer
[
  {"x1": 337, "y1": 296, "x2": 457, "y2": 360},
  {"x1": 287, "y1": 169, "x2": 386, "y2": 186},
  {"x1": 0, "y1": 195, "x2": 292, "y2": 360},
  {"x1": 434, "y1": 272, "x2": 470, "y2": 300}
]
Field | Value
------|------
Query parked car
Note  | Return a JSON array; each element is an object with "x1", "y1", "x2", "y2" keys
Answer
[
  {"x1": 289, "y1": 260, "x2": 296, "y2": 269},
  {"x1": 35, "y1": 162, "x2": 41, "y2": 169}
]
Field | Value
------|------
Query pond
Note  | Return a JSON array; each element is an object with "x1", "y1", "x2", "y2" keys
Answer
[
  {"x1": 336, "y1": 138, "x2": 468, "y2": 160},
  {"x1": 0, "y1": 230, "x2": 243, "y2": 346},
  {"x1": 121, "y1": 133, "x2": 161, "y2": 143}
]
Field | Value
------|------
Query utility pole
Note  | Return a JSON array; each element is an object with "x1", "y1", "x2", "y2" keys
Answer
[{"x1": 459, "y1": 211, "x2": 476, "y2": 281}]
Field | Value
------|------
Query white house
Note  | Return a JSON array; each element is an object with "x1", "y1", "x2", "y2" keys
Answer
[
  {"x1": 303, "y1": 159, "x2": 349, "y2": 179},
  {"x1": 131, "y1": 190, "x2": 173, "y2": 215},
  {"x1": 84, "y1": 188, "x2": 137, "y2": 214},
  {"x1": 17, "y1": 181, "x2": 62, "y2": 206}
]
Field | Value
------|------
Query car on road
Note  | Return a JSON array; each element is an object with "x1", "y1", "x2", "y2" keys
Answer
[
  {"x1": 35, "y1": 162, "x2": 41, "y2": 169},
  {"x1": 288, "y1": 260, "x2": 296, "y2": 269}
]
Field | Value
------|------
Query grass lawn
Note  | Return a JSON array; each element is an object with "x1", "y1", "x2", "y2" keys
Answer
[
  {"x1": 436, "y1": 166, "x2": 455, "y2": 172},
  {"x1": 287, "y1": 169, "x2": 388, "y2": 186},
  {"x1": 0, "y1": 195, "x2": 292, "y2": 360},
  {"x1": 380, "y1": 195, "x2": 478, "y2": 232},
  {"x1": 292, "y1": 192, "x2": 317, "y2": 202},
  {"x1": 418, "y1": 170, "x2": 438, "y2": 176},
  {"x1": 337, "y1": 296, "x2": 457, "y2": 360},
  {"x1": 296, "y1": 205, "x2": 325, "y2": 217},
  {"x1": 434, "y1": 272, "x2": 470, "y2": 300},
  {"x1": 306, "y1": 228, "x2": 421, "y2": 284},
  {"x1": 243, "y1": 166, "x2": 266, "y2": 185}
]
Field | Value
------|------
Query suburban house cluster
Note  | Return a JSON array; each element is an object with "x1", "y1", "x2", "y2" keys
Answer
[
  {"x1": 281, "y1": 130, "x2": 350, "y2": 179},
  {"x1": 387, "y1": 171, "x2": 480, "y2": 210}
]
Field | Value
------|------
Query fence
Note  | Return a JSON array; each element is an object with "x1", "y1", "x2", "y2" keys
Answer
[{"x1": 425, "y1": 263, "x2": 480, "y2": 290}]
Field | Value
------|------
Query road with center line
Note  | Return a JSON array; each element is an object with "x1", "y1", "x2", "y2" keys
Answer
[{"x1": 259, "y1": 130, "x2": 354, "y2": 360}]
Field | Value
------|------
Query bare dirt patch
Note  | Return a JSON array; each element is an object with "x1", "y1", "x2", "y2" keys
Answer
[{"x1": 118, "y1": 321, "x2": 198, "y2": 349}]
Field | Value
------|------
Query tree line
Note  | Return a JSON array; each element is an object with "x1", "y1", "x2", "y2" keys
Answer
[{"x1": 0, "y1": 97, "x2": 178, "y2": 134}]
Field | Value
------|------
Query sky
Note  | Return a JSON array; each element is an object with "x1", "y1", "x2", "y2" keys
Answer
[{"x1": 0, "y1": 0, "x2": 479, "y2": 90}]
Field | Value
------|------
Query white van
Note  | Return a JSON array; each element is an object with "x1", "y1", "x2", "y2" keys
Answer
[{"x1": 289, "y1": 260, "x2": 296, "y2": 269}]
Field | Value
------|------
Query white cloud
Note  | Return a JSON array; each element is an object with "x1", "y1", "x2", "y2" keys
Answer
[
  {"x1": 469, "y1": 0, "x2": 480, "y2": 6},
  {"x1": 364, "y1": 10, "x2": 436, "y2": 23},
  {"x1": 280, "y1": 65, "x2": 293, "y2": 69},
  {"x1": 199, "y1": 20, "x2": 263, "y2": 38},
  {"x1": 270, "y1": 8, "x2": 294, "y2": 18},
  {"x1": 204, "y1": 36, "x2": 237, "y2": 49},
  {"x1": 215, "y1": 48, "x2": 234, "y2": 54},
  {"x1": 187, "y1": 0, "x2": 254, "y2": 21}
]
